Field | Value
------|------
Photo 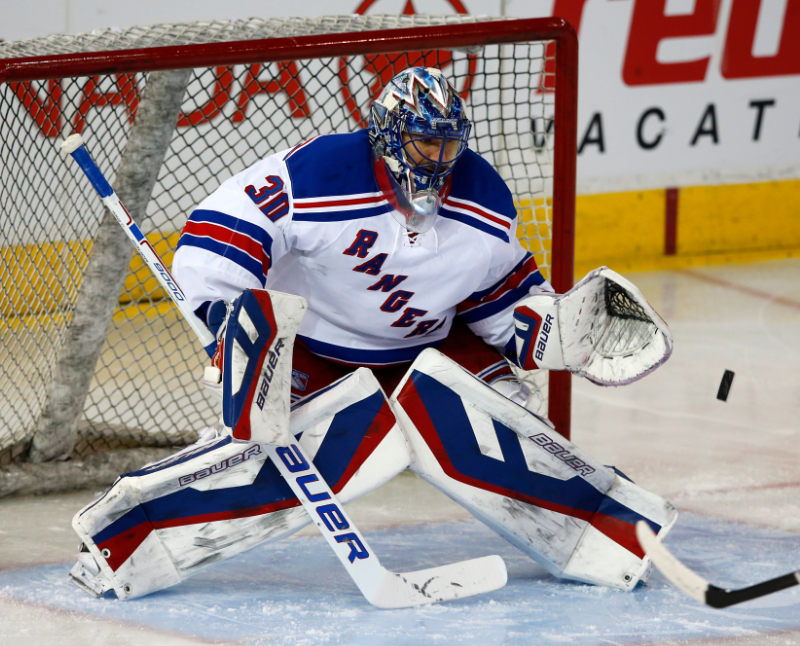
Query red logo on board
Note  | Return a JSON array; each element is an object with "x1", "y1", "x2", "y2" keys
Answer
[{"x1": 338, "y1": 0, "x2": 477, "y2": 128}]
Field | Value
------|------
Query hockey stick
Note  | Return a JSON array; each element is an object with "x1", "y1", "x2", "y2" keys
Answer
[
  {"x1": 61, "y1": 133, "x2": 507, "y2": 608},
  {"x1": 59, "y1": 136, "x2": 217, "y2": 356},
  {"x1": 636, "y1": 521, "x2": 799, "y2": 608}
]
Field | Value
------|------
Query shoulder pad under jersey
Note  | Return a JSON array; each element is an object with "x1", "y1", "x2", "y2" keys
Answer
[
  {"x1": 442, "y1": 149, "x2": 518, "y2": 242},
  {"x1": 285, "y1": 129, "x2": 377, "y2": 199}
]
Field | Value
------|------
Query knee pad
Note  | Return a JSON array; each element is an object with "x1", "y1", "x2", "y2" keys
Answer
[
  {"x1": 71, "y1": 368, "x2": 409, "y2": 600},
  {"x1": 390, "y1": 349, "x2": 677, "y2": 591}
]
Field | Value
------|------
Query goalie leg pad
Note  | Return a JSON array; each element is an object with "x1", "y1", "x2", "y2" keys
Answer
[
  {"x1": 390, "y1": 349, "x2": 677, "y2": 591},
  {"x1": 71, "y1": 368, "x2": 409, "y2": 600}
]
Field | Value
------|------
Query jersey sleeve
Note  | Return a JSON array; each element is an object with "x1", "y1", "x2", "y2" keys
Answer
[
  {"x1": 172, "y1": 151, "x2": 294, "y2": 324},
  {"x1": 449, "y1": 150, "x2": 553, "y2": 354},
  {"x1": 457, "y1": 243, "x2": 553, "y2": 353}
]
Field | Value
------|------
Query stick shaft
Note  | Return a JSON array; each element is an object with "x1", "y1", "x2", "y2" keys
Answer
[
  {"x1": 65, "y1": 140, "x2": 216, "y2": 354},
  {"x1": 266, "y1": 442, "x2": 386, "y2": 600}
]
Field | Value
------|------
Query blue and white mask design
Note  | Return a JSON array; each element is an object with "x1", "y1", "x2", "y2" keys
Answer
[{"x1": 369, "y1": 67, "x2": 471, "y2": 233}]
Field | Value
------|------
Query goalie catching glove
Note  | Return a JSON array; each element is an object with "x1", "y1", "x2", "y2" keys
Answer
[{"x1": 512, "y1": 267, "x2": 673, "y2": 386}]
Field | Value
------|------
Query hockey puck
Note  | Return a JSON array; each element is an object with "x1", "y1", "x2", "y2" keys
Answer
[{"x1": 717, "y1": 370, "x2": 735, "y2": 401}]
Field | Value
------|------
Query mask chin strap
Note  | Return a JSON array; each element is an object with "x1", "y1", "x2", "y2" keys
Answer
[
  {"x1": 373, "y1": 158, "x2": 452, "y2": 234},
  {"x1": 404, "y1": 170, "x2": 440, "y2": 216}
]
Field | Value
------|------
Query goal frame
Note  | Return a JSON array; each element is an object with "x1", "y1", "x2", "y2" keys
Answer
[{"x1": 0, "y1": 17, "x2": 577, "y2": 439}]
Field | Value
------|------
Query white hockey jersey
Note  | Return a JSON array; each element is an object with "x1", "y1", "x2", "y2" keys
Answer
[{"x1": 172, "y1": 129, "x2": 552, "y2": 367}]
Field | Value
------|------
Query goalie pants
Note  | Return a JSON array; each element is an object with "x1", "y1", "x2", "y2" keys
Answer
[{"x1": 290, "y1": 319, "x2": 514, "y2": 401}]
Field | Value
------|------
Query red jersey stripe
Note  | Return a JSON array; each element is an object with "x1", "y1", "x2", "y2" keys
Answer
[
  {"x1": 444, "y1": 198, "x2": 512, "y2": 230},
  {"x1": 183, "y1": 220, "x2": 270, "y2": 276},
  {"x1": 480, "y1": 255, "x2": 541, "y2": 303},
  {"x1": 457, "y1": 255, "x2": 541, "y2": 314},
  {"x1": 294, "y1": 195, "x2": 387, "y2": 209},
  {"x1": 283, "y1": 135, "x2": 320, "y2": 161}
]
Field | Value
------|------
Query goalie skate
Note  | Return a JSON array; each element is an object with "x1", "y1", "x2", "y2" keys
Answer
[{"x1": 68, "y1": 544, "x2": 112, "y2": 597}]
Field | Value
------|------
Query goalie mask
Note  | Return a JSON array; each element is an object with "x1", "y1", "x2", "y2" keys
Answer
[{"x1": 369, "y1": 67, "x2": 471, "y2": 234}]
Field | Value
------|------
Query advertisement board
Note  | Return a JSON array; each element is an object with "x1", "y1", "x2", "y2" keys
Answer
[{"x1": 5, "y1": 0, "x2": 798, "y2": 193}]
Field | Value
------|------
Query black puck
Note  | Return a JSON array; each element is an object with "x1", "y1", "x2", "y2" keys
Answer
[{"x1": 717, "y1": 370, "x2": 735, "y2": 401}]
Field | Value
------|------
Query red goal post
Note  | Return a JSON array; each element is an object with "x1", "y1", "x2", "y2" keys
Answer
[{"x1": 0, "y1": 15, "x2": 577, "y2": 490}]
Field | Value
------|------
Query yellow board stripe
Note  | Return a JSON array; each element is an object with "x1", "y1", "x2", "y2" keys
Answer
[
  {"x1": 0, "y1": 232, "x2": 181, "y2": 319},
  {"x1": 515, "y1": 196, "x2": 553, "y2": 282},
  {"x1": 0, "y1": 240, "x2": 91, "y2": 319},
  {"x1": 573, "y1": 178, "x2": 800, "y2": 277}
]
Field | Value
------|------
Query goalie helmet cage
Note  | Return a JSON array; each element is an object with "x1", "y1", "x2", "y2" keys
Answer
[{"x1": 0, "y1": 15, "x2": 577, "y2": 494}]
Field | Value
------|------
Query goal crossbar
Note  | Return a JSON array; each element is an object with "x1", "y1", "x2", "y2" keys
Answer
[{"x1": 1, "y1": 18, "x2": 575, "y2": 82}]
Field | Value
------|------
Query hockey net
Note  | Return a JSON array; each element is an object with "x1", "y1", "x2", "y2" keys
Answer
[{"x1": 0, "y1": 15, "x2": 577, "y2": 495}]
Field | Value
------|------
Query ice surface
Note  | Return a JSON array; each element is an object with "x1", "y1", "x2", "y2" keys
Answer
[
  {"x1": 1, "y1": 260, "x2": 799, "y2": 645},
  {"x1": 1, "y1": 515, "x2": 799, "y2": 645}
]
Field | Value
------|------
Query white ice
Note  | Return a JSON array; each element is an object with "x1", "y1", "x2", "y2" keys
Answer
[{"x1": 1, "y1": 259, "x2": 799, "y2": 646}]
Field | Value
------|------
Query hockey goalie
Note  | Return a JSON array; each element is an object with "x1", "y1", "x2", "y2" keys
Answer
[{"x1": 69, "y1": 67, "x2": 677, "y2": 602}]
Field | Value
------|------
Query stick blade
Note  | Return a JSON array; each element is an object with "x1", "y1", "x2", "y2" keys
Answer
[
  {"x1": 636, "y1": 520, "x2": 709, "y2": 603},
  {"x1": 368, "y1": 555, "x2": 507, "y2": 609}
]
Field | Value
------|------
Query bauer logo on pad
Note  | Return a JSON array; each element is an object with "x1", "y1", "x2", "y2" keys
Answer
[{"x1": 256, "y1": 338, "x2": 285, "y2": 409}]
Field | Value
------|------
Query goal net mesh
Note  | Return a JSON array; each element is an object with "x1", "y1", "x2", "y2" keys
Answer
[{"x1": 0, "y1": 15, "x2": 561, "y2": 490}]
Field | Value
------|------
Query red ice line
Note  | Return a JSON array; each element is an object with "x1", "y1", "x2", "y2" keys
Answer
[{"x1": 679, "y1": 270, "x2": 800, "y2": 311}]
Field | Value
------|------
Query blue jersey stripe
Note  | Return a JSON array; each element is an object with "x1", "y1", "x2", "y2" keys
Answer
[
  {"x1": 293, "y1": 203, "x2": 393, "y2": 222},
  {"x1": 457, "y1": 273, "x2": 545, "y2": 324},
  {"x1": 470, "y1": 255, "x2": 529, "y2": 301},
  {"x1": 439, "y1": 206, "x2": 510, "y2": 242},
  {"x1": 298, "y1": 335, "x2": 441, "y2": 366},
  {"x1": 469, "y1": 253, "x2": 545, "y2": 302},
  {"x1": 177, "y1": 234, "x2": 266, "y2": 286}
]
